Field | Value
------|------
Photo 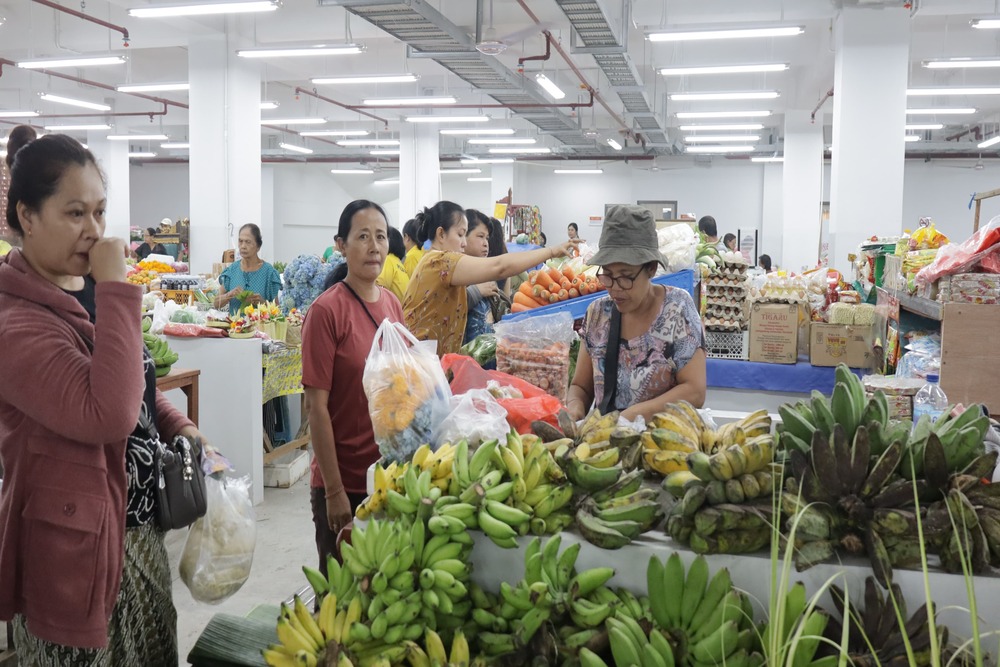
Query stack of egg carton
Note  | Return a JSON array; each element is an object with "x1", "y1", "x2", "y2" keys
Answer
[{"x1": 704, "y1": 252, "x2": 749, "y2": 333}]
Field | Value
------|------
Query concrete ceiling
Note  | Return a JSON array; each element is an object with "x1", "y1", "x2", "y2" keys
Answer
[{"x1": 0, "y1": 0, "x2": 999, "y2": 164}]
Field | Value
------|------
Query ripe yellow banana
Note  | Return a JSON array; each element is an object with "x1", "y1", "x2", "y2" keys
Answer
[
  {"x1": 643, "y1": 450, "x2": 689, "y2": 476},
  {"x1": 584, "y1": 448, "x2": 620, "y2": 469}
]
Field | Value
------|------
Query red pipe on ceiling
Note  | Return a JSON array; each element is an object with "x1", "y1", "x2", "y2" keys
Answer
[
  {"x1": 29, "y1": 0, "x2": 130, "y2": 46},
  {"x1": 294, "y1": 88, "x2": 390, "y2": 127},
  {"x1": 517, "y1": 33, "x2": 551, "y2": 71}
]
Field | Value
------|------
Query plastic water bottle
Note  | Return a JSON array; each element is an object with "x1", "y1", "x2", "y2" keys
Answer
[{"x1": 913, "y1": 373, "x2": 948, "y2": 426}]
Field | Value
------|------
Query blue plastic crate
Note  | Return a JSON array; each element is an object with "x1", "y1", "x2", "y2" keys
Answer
[{"x1": 502, "y1": 269, "x2": 696, "y2": 322}]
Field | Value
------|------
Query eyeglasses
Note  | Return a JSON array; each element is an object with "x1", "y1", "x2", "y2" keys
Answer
[{"x1": 597, "y1": 267, "x2": 644, "y2": 290}]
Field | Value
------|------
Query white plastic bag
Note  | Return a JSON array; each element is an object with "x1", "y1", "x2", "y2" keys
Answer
[
  {"x1": 150, "y1": 299, "x2": 181, "y2": 334},
  {"x1": 434, "y1": 389, "x2": 509, "y2": 447},
  {"x1": 364, "y1": 320, "x2": 453, "y2": 462},
  {"x1": 179, "y1": 475, "x2": 256, "y2": 604}
]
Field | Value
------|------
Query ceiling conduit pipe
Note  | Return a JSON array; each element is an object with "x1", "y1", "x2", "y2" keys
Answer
[
  {"x1": 811, "y1": 88, "x2": 833, "y2": 123},
  {"x1": 517, "y1": 33, "x2": 551, "y2": 71},
  {"x1": 0, "y1": 58, "x2": 188, "y2": 110},
  {"x1": 261, "y1": 124, "x2": 341, "y2": 148},
  {"x1": 514, "y1": 0, "x2": 640, "y2": 146},
  {"x1": 29, "y1": 0, "x2": 130, "y2": 46},
  {"x1": 294, "y1": 88, "x2": 390, "y2": 127},
  {"x1": 33, "y1": 101, "x2": 169, "y2": 119}
]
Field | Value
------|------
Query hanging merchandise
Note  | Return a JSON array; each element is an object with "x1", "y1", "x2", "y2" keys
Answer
[{"x1": 505, "y1": 204, "x2": 543, "y2": 244}]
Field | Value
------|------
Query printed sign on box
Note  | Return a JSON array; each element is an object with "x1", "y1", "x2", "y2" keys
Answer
[
  {"x1": 810, "y1": 323, "x2": 873, "y2": 368},
  {"x1": 748, "y1": 303, "x2": 798, "y2": 364}
]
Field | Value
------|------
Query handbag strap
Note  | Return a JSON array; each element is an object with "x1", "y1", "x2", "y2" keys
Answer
[
  {"x1": 340, "y1": 282, "x2": 381, "y2": 331},
  {"x1": 598, "y1": 305, "x2": 622, "y2": 414}
]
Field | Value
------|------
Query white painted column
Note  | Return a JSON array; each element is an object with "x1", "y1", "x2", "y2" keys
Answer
[
  {"x1": 759, "y1": 163, "x2": 783, "y2": 267},
  {"x1": 490, "y1": 162, "x2": 514, "y2": 210},
  {"x1": 781, "y1": 110, "x2": 825, "y2": 272},
  {"x1": 88, "y1": 132, "x2": 130, "y2": 243},
  {"x1": 829, "y1": 7, "x2": 909, "y2": 274},
  {"x1": 399, "y1": 123, "x2": 440, "y2": 220},
  {"x1": 188, "y1": 35, "x2": 261, "y2": 274}
]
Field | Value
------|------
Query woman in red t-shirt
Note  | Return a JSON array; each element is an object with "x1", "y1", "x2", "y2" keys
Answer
[{"x1": 301, "y1": 200, "x2": 403, "y2": 572}]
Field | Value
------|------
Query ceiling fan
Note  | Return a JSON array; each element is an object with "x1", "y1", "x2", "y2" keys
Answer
[
  {"x1": 635, "y1": 156, "x2": 688, "y2": 172},
  {"x1": 475, "y1": 0, "x2": 550, "y2": 55}
]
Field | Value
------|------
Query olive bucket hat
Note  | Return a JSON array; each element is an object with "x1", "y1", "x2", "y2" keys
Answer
[{"x1": 589, "y1": 204, "x2": 669, "y2": 270}]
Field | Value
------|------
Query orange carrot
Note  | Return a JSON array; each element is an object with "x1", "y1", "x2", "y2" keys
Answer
[
  {"x1": 579, "y1": 283, "x2": 592, "y2": 296},
  {"x1": 559, "y1": 278, "x2": 572, "y2": 291},
  {"x1": 514, "y1": 292, "x2": 540, "y2": 309},
  {"x1": 518, "y1": 282, "x2": 536, "y2": 298},
  {"x1": 568, "y1": 288, "x2": 580, "y2": 299},
  {"x1": 511, "y1": 302, "x2": 530, "y2": 313},
  {"x1": 548, "y1": 267, "x2": 563, "y2": 284},
  {"x1": 540, "y1": 289, "x2": 552, "y2": 302},
  {"x1": 533, "y1": 270, "x2": 557, "y2": 290},
  {"x1": 557, "y1": 289, "x2": 569, "y2": 301},
  {"x1": 562, "y1": 265, "x2": 578, "y2": 281}
]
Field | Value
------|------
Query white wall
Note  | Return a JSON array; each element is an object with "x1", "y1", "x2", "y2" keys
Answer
[{"x1": 130, "y1": 159, "x2": 1000, "y2": 266}]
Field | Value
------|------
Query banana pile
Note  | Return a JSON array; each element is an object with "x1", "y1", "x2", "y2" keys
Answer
[
  {"x1": 574, "y1": 470, "x2": 664, "y2": 550},
  {"x1": 357, "y1": 442, "x2": 458, "y2": 520},
  {"x1": 645, "y1": 553, "x2": 758, "y2": 667},
  {"x1": 142, "y1": 321, "x2": 179, "y2": 378},
  {"x1": 640, "y1": 404, "x2": 771, "y2": 477},
  {"x1": 901, "y1": 404, "x2": 992, "y2": 478},
  {"x1": 577, "y1": 616, "x2": 677, "y2": 667},
  {"x1": 756, "y1": 583, "x2": 831, "y2": 667},
  {"x1": 264, "y1": 594, "x2": 363, "y2": 667},
  {"x1": 533, "y1": 409, "x2": 645, "y2": 472},
  {"x1": 403, "y1": 628, "x2": 471, "y2": 667}
]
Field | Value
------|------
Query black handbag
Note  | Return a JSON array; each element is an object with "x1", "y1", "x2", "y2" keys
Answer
[
  {"x1": 140, "y1": 404, "x2": 208, "y2": 530},
  {"x1": 598, "y1": 305, "x2": 622, "y2": 414}
]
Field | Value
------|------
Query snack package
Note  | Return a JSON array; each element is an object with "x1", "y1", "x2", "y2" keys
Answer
[
  {"x1": 364, "y1": 320, "x2": 452, "y2": 463},
  {"x1": 910, "y1": 222, "x2": 949, "y2": 250},
  {"x1": 494, "y1": 312, "x2": 575, "y2": 402},
  {"x1": 917, "y1": 216, "x2": 1000, "y2": 286}
]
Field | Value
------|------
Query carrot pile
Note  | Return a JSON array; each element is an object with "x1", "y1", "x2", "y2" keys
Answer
[{"x1": 511, "y1": 264, "x2": 605, "y2": 312}]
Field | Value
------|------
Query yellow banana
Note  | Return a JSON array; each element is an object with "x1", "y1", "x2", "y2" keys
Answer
[
  {"x1": 584, "y1": 448, "x2": 620, "y2": 469},
  {"x1": 574, "y1": 442, "x2": 592, "y2": 461},
  {"x1": 276, "y1": 618, "x2": 317, "y2": 655},
  {"x1": 450, "y1": 629, "x2": 471, "y2": 666},
  {"x1": 412, "y1": 444, "x2": 432, "y2": 471},
  {"x1": 425, "y1": 628, "x2": 448, "y2": 664},
  {"x1": 643, "y1": 450, "x2": 689, "y2": 475}
]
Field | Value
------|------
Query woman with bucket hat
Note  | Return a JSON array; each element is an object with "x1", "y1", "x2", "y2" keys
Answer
[{"x1": 566, "y1": 205, "x2": 707, "y2": 422}]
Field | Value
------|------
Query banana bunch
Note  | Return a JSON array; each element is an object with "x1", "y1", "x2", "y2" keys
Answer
[
  {"x1": 901, "y1": 405, "x2": 991, "y2": 479},
  {"x1": 756, "y1": 583, "x2": 832, "y2": 667},
  {"x1": 533, "y1": 409, "x2": 649, "y2": 472},
  {"x1": 665, "y1": 434, "x2": 775, "y2": 504},
  {"x1": 302, "y1": 554, "x2": 359, "y2": 613},
  {"x1": 403, "y1": 628, "x2": 476, "y2": 667},
  {"x1": 357, "y1": 443, "x2": 458, "y2": 520},
  {"x1": 576, "y1": 617, "x2": 679, "y2": 667},
  {"x1": 664, "y1": 497, "x2": 774, "y2": 556},
  {"x1": 263, "y1": 594, "x2": 364, "y2": 667},
  {"x1": 645, "y1": 553, "x2": 757, "y2": 667},
  {"x1": 642, "y1": 405, "x2": 771, "y2": 476},
  {"x1": 574, "y1": 470, "x2": 664, "y2": 549},
  {"x1": 143, "y1": 331, "x2": 179, "y2": 377}
]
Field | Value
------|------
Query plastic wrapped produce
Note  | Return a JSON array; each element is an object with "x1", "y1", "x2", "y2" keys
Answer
[{"x1": 494, "y1": 312, "x2": 574, "y2": 402}]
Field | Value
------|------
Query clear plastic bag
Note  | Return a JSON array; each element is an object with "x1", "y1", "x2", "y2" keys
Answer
[
  {"x1": 916, "y1": 216, "x2": 1000, "y2": 286},
  {"x1": 364, "y1": 320, "x2": 453, "y2": 462},
  {"x1": 494, "y1": 312, "x2": 575, "y2": 402},
  {"x1": 434, "y1": 388, "x2": 509, "y2": 447},
  {"x1": 179, "y1": 475, "x2": 256, "y2": 604}
]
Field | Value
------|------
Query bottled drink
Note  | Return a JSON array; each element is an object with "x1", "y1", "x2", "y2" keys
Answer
[{"x1": 913, "y1": 373, "x2": 948, "y2": 426}]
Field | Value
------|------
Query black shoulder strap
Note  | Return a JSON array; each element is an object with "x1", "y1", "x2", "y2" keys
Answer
[
  {"x1": 340, "y1": 282, "x2": 380, "y2": 331},
  {"x1": 598, "y1": 305, "x2": 622, "y2": 414}
]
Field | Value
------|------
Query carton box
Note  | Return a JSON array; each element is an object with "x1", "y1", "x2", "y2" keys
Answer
[
  {"x1": 749, "y1": 303, "x2": 799, "y2": 364},
  {"x1": 810, "y1": 323, "x2": 874, "y2": 368}
]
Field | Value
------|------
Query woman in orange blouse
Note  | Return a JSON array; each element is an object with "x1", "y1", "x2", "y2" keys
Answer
[{"x1": 402, "y1": 200, "x2": 577, "y2": 356}]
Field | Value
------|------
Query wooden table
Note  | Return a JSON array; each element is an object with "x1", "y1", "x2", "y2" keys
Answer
[{"x1": 156, "y1": 367, "x2": 200, "y2": 426}]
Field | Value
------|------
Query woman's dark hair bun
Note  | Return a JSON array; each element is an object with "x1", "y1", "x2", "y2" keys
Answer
[
  {"x1": 414, "y1": 209, "x2": 431, "y2": 245},
  {"x1": 4, "y1": 125, "x2": 37, "y2": 169}
]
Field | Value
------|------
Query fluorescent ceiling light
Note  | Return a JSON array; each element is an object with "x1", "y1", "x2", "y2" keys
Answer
[
  {"x1": 440, "y1": 128, "x2": 513, "y2": 135},
  {"x1": 116, "y1": 82, "x2": 189, "y2": 92},
  {"x1": 441, "y1": 168, "x2": 482, "y2": 174},
  {"x1": 904, "y1": 135, "x2": 921, "y2": 142},
  {"x1": 906, "y1": 108, "x2": 976, "y2": 115},
  {"x1": 43, "y1": 123, "x2": 110, "y2": 131},
  {"x1": 468, "y1": 177, "x2": 492, "y2": 182},
  {"x1": 161, "y1": 143, "x2": 190, "y2": 149},
  {"x1": 907, "y1": 87, "x2": 1000, "y2": 96},
  {"x1": 648, "y1": 26, "x2": 804, "y2": 42},
  {"x1": 685, "y1": 145, "x2": 755, "y2": 153},
  {"x1": 18, "y1": 55, "x2": 125, "y2": 69},
  {"x1": 107, "y1": 133, "x2": 168, "y2": 141},
  {"x1": 679, "y1": 124, "x2": 765, "y2": 131},
  {"x1": 406, "y1": 115, "x2": 490, "y2": 123},
  {"x1": 660, "y1": 63, "x2": 788, "y2": 76},
  {"x1": 130, "y1": 0, "x2": 278, "y2": 17},
  {"x1": 670, "y1": 91, "x2": 779, "y2": 101},
  {"x1": 365, "y1": 96, "x2": 455, "y2": 106},
  {"x1": 461, "y1": 158, "x2": 514, "y2": 164},
  {"x1": 685, "y1": 135, "x2": 761, "y2": 143},
  {"x1": 467, "y1": 138, "x2": 536, "y2": 145},
  {"x1": 299, "y1": 130, "x2": 369, "y2": 137},
  {"x1": 375, "y1": 179, "x2": 399, "y2": 185},
  {"x1": 978, "y1": 135, "x2": 1000, "y2": 149},
  {"x1": 39, "y1": 93, "x2": 110, "y2": 111},
  {"x1": 260, "y1": 101, "x2": 279, "y2": 110},
  {"x1": 924, "y1": 58, "x2": 1000, "y2": 69},
  {"x1": 370, "y1": 149, "x2": 401, "y2": 155},
  {"x1": 535, "y1": 73, "x2": 565, "y2": 100},
  {"x1": 261, "y1": 117, "x2": 326, "y2": 125},
  {"x1": 488, "y1": 147, "x2": 551, "y2": 154},
  {"x1": 554, "y1": 169, "x2": 603, "y2": 174},
  {"x1": 238, "y1": 44, "x2": 362, "y2": 58},
  {"x1": 0, "y1": 110, "x2": 39, "y2": 118},
  {"x1": 279, "y1": 142, "x2": 313, "y2": 154},
  {"x1": 675, "y1": 110, "x2": 772, "y2": 119},
  {"x1": 906, "y1": 124, "x2": 944, "y2": 130},
  {"x1": 330, "y1": 168, "x2": 374, "y2": 174},
  {"x1": 971, "y1": 19, "x2": 1000, "y2": 29},
  {"x1": 336, "y1": 139, "x2": 400, "y2": 146},
  {"x1": 606, "y1": 138, "x2": 622, "y2": 150},
  {"x1": 127, "y1": 151, "x2": 156, "y2": 158},
  {"x1": 751, "y1": 156, "x2": 783, "y2": 162},
  {"x1": 312, "y1": 74, "x2": 418, "y2": 85}
]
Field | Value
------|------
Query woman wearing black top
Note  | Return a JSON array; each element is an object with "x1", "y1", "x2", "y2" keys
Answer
[{"x1": 134, "y1": 227, "x2": 167, "y2": 261}]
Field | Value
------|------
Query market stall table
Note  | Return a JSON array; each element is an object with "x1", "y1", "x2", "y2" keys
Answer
[
  {"x1": 155, "y1": 367, "x2": 200, "y2": 426},
  {"x1": 706, "y1": 359, "x2": 864, "y2": 413}
]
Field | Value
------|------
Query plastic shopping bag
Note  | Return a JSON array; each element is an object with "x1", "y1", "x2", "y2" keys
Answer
[
  {"x1": 179, "y1": 475, "x2": 256, "y2": 604},
  {"x1": 916, "y1": 215, "x2": 1000, "y2": 286},
  {"x1": 433, "y1": 388, "x2": 509, "y2": 447},
  {"x1": 364, "y1": 320, "x2": 452, "y2": 463},
  {"x1": 494, "y1": 312, "x2": 575, "y2": 402}
]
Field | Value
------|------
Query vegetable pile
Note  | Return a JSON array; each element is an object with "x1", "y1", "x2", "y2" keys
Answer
[{"x1": 512, "y1": 264, "x2": 605, "y2": 313}]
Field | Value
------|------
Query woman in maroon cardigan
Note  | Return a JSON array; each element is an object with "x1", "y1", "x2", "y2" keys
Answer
[{"x1": 0, "y1": 130, "x2": 206, "y2": 664}]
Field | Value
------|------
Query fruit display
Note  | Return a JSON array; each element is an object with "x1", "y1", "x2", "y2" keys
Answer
[
  {"x1": 695, "y1": 239, "x2": 722, "y2": 279},
  {"x1": 142, "y1": 318, "x2": 179, "y2": 377},
  {"x1": 511, "y1": 263, "x2": 605, "y2": 313},
  {"x1": 128, "y1": 258, "x2": 177, "y2": 287}
]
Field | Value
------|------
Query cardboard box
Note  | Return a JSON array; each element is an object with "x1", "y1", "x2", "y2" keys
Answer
[
  {"x1": 749, "y1": 303, "x2": 799, "y2": 364},
  {"x1": 810, "y1": 323, "x2": 874, "y2": 368}
]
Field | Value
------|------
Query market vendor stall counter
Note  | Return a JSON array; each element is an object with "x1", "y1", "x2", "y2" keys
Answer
[{"x1": 705, "y1": 359, "x2": 864, "y2": 413}]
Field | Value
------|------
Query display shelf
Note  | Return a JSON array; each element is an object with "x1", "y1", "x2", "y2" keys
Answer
[
  {"x1": 502, "y1": 269, "x2": 695, "y2": 322},
  {"x1": 887, "y1": 288, "x2": 942, "y2": 321}
]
